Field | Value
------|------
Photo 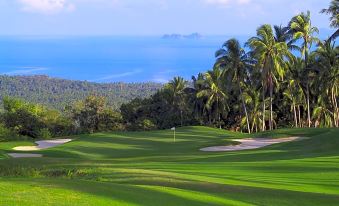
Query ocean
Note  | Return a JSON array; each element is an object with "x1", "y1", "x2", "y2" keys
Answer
[{"x1": 0, "y1": 36, "x2": 244, "y2": 83}]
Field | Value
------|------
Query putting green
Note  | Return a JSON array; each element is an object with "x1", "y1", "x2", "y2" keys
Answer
[{"x1": 0, "y1": 126, "x2": 338, "y2": 206}]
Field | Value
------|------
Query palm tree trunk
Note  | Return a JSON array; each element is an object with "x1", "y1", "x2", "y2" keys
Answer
[
  {"x1": 180, "y1": 110, "x2": 183, "y2": 127},
  {"x1": 238, "y1": 81, "x2": 251, "y2": 134},
  {"x1": 251, "y1": 121, "x2": 255, "y2": 133},
  {"x1": 332, "y1": 87, "x2": 338, "y2": 127},
  {"x1": 293, "y1": 103, "x2": 298, "y2": 128},
  {"x1": 307, "y1": 84, "x2": 311, "y2": 127},
  {"x1": 298, "y1": 105, "x2": 302, "y2": 128},
  {"x1": 304, "y1": 43, "x2": 311, "y2": 128},
  {"x1": 269, "y1": 80, "x2": 273, "y2": 130},
  {"x1": 335, "y1": 89, "x2": 338, "y2": 128},
  {"x1": 217, "y1": 97, "x2": 221, "y2": 129},
  {"x1": 331, "y1": 89, "x2": 337, "y2": 127},
  {"x1": 262, "y1": 84, "x2": 266, "y2": 132}
]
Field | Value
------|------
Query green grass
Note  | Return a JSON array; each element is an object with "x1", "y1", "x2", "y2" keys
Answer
[{"x1": 0, "y1": 126, "x2": 339, "y2": 205}]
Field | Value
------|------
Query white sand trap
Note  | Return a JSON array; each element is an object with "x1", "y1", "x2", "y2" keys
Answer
[
  {"x1": 13, "y1": 139, "x2": 72, "y2": 151},
  {"x1": 7, "y1": 153, "x2": 43, "y2": 158},
  {"x1": 200, "y1": 137, "x2": 302, "y2": 152}
]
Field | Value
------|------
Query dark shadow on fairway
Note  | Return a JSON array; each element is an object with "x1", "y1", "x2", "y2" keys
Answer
[
  {"x1": 120, "y1": 179, "x2": 339, "y2": 206},
  {"x1": 7, "y1": 178, "x2": 234, "y2": 206}
]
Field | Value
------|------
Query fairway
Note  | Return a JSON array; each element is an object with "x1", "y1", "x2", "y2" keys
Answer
[{"x1": 0, "y1": 126, "x2": 339, "y2": 205}]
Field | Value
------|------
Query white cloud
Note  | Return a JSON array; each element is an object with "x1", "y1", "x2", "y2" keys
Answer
[
  {"x1": 18, "y1": 0, "x2": 75, "y2": 14},
  {"x1": 3, "y1": 67, "x2": 49, "y2": 75},
  {"x1": 151, "y1": 69, "x2": 176, "y2": 83},
  {"x1": 93, "y1": 69, "x2": 142, "y2": 81},
  {"x1": 152, "y1": 78, "x2": 169, "y2": 84}
]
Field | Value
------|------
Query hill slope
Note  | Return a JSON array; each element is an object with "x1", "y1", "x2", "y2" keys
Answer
[
  {"x1": 0, "y1": 75, "x2": 162, "y2": 110},
  {"x1": 0, "y1": 127, "x2": 339, "y2": 205}
]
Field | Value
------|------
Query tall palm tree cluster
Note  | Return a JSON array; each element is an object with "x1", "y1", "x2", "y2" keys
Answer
[{"x1": 121, "y1": 2, "x2": 338, "y2": 132}]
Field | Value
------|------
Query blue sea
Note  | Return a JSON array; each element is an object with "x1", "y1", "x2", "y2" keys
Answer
[{"x1": 0, "y1": 36, "x2": 247, "y2": 83}]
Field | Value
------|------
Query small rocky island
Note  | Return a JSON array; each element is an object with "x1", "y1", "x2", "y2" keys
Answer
[{"x1": 162, "y1": 33, "x2": 203, "y2": 39}]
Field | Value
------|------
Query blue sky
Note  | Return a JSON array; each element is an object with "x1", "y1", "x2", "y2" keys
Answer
[{"x1": 0, "y1": 0, "x2": 333, "y2": 36}]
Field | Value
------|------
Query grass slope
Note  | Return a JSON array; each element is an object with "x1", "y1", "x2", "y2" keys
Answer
[{"x1": 0, "y1": 126, "x2": 339, "y2": 206}]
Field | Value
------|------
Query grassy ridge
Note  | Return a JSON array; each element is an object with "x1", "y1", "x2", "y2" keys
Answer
[{"x1": 0, "y1": 127, "x2": 339, "y2": 205}]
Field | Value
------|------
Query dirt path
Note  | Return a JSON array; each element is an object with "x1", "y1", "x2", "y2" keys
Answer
[{"x1": 200, "y1": 137, "x2": 303, "y2": 152}]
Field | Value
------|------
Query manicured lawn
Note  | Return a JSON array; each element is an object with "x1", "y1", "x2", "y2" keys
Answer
[{"x1": 0, "y1": 126, "x2": 339, "y2": 205}]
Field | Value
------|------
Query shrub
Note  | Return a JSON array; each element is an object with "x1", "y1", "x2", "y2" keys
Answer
[
  {"x1": 37, "y1": 128, "x2": 52, "y2": 139},
  {"x1": 138, "y1": 119, "x2": 156, "y2": 131},
  {"x1": 0, "y1": 123, "x2": 19, "y2": 141}
]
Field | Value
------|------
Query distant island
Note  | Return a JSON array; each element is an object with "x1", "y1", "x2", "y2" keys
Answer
[{"x1": 162, "y1": 33, "x2": 203, "y2": 39}]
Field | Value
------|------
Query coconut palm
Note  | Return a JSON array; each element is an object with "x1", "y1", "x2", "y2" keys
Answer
[
  {"x1": 192, "y1": 73, "x2": 209, "y2": 123},
  {"x1": 289, "y1": 11, "x2": 319, "y2": 65},
  {"x1": 313, "y1": 40, "x2": 339, "y2": 127},
  {"x1": 274, "y1": 25, "x2": 299, "y2": 51},
  {"x1": 289, "y1": 11, "x2": 319, "y2": 127},
  {"x1": 313, "y1": 96, "x2": 334, "y2": 127},
  {"x1": 247, "y1": 24, "x2": 291, "y2": 131},
  {"x1": 197, "y1": 67, "x2": 227, "y2": 129},
  {"x1": 283, "y1": 79, "x2": 300, "y2": 128},
  {"x1": 286, "y1": 57, "x2": 306, "y2": 127},
  {"x1": 215, "y1": 38, "x2": 251, "y2": 133},
  {"x1": 321, "y1": 0, "x2": 339, "y2": 41},
  {"x1": 166, "y1": 77, "x2": 188, "y2": 126},
  {"x1": 242, "y1": 85, "x2": 263, "y2": 132}
]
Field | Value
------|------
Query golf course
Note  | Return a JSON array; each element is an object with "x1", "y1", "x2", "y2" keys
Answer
[
  {"x1": 0, "y1": 1, "x2": 338, "y2": 205},
  {"x1": 1, "y1": 126, "x2": 339, "y2": 205}
]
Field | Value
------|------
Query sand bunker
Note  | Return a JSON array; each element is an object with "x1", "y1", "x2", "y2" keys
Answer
[
  {"x1": 200, "y1": 137, "x2": 302, "y2": 152},
  {"x1": 7, "y1": 153, "x2": 43, "y2": 158},
  {"x1": 13, "y1": 139, "x2": 72, "y2": 151},
  {"x1": 8, "y1": 139, "x2": 72, "y2": 158}
]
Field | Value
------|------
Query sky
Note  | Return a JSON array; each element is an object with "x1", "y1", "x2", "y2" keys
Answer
[{"x1": 0, "y1": 0, "x2": 333, "y2": 36}]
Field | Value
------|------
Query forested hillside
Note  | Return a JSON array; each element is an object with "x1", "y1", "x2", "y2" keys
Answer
[{"x1": 0, "y1": 75, "x2": 162, "y2": 110}]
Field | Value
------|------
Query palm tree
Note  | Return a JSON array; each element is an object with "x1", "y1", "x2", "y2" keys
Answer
[
  {"x1": 313, "y1": 40, "x2": 339, "y2": 127},
  {"x1": 283, "y1": 79, "x2": 299, "y2": 128},
  {"x1": 286, "y1": 57, "x2": 306, "y2": 128},
  {"x1": 243, "y1": 85, "x2": 264, "y2": 132},
  {"x1": 247, "y1": 24, "x2": 291, "y2": 131},
  {"x1": 274, "y1": 25, "x2": 299, "y2": 51},
  {"x1": 197, "y1": 67, "x2": 227, "y2": 129},
  {"x1": 215, "y1": 38, "x2": 251, "y2": 133},
  {"x1": 192, "y1": 73, "x2": 209, "y2": 123},
  {"x1": 289, "y1": 11, "x2": 319, "y2": 127},
  {"x1": 167, "y1": 77, "x2": 187, "y2": 127},
  {"x1": 313, "y1": 96, "x2": 334, "y2": 127},
  {"x1": 321, "y1": 0, "x2": 339, "y2": 41}
]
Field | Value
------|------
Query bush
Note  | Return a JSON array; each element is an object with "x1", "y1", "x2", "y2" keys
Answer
[
  {"x1": 37, "y1": 128, "x2": 52, "y2": 139},
  {"x1": 0, "y1": 123, "x2": 19, "y2": 141},
  {"x1": 138, "y1": 119, "x2": 156, "y2": 131}
]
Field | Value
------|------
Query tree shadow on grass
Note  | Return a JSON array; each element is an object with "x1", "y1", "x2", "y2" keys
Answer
[
  {"x1": 121, "y1": 179, "x2": 339, "y2": 206},
  {"x1": 14, "y1": 176, "x2": 339, "y2": 206},
  {"x1": 5, "y1": 178, "x2": 238, "y2": 206}
]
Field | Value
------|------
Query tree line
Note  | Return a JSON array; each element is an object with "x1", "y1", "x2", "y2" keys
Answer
[
  {"x1": 0, "y1": 95, "x2": 124, "y2": 141},
  {"x1": 0, "y1": 75, "x2": 162, "y2": 111}
]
